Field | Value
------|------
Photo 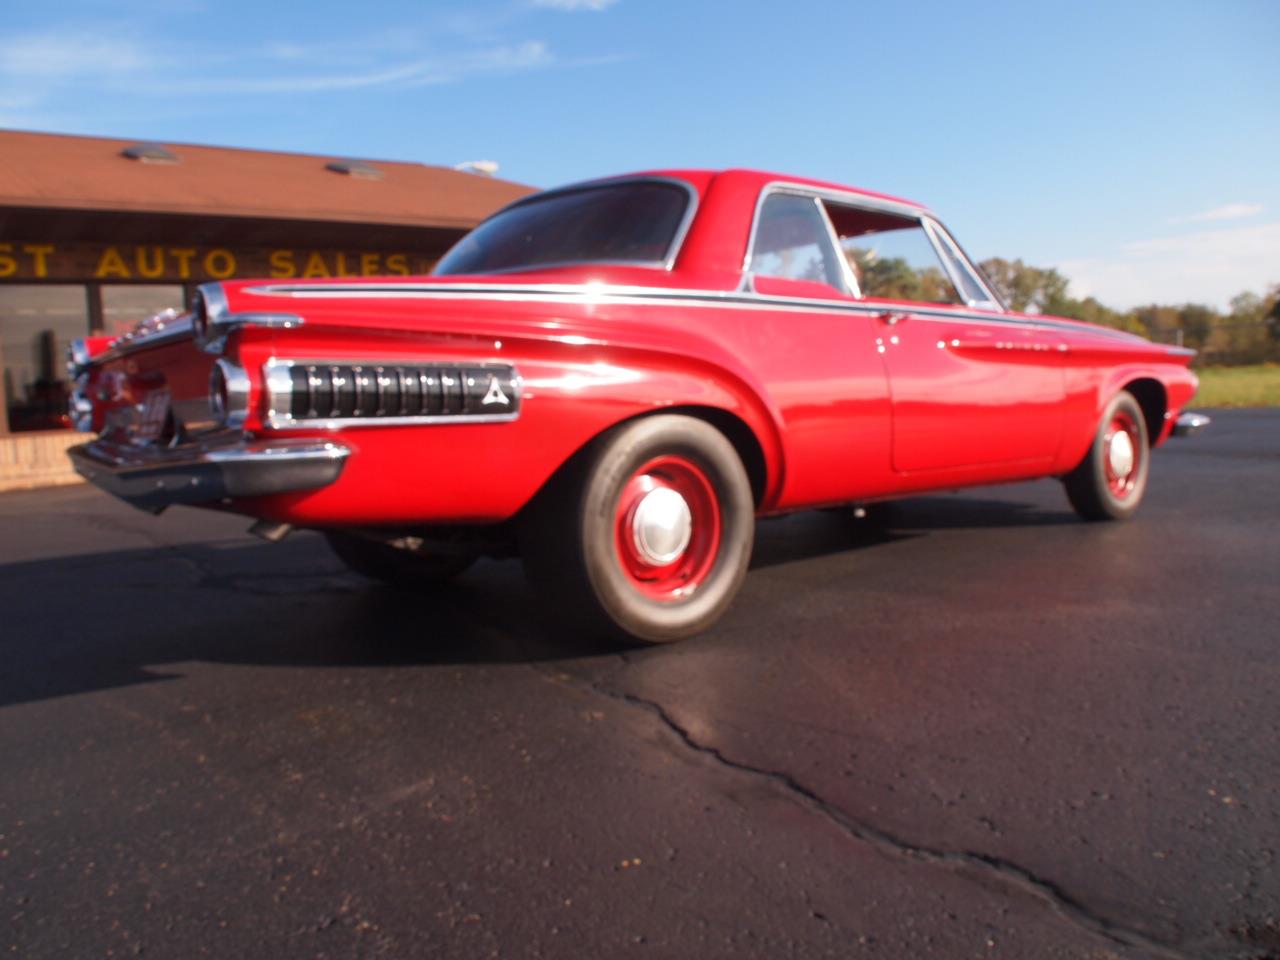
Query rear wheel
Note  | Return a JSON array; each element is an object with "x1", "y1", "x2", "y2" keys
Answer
[
  {"x1": 325, "y1": 531, "x2": 475, "y2": 586},
  {"x1": 520, "y1": 415, "x2": 754, "y2": 643},
  {"x1": 1064, "y1": 391, "x2": 1150, "y2": 521}
]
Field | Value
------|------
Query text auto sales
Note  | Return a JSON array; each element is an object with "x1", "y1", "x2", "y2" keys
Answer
[{"x1": 0, "y1": 243, "x2": 436, "y2": 282}]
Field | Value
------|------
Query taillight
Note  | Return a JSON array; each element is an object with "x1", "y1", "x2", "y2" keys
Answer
[
  {"x1": 191, "y1": 288, "x2": 210, "y2": 343},
  {"x1": 209, "y1": 358, "x2": 251, "y2": 429}
]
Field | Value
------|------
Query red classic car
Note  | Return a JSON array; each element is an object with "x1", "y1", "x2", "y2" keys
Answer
[{"x1": 68, "y1": 169, "x2": 1208, "y2": 642}]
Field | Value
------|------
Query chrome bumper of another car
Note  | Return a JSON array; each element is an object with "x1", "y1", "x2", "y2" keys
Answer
[
  {"x1": 1172, "y1": 411, "x2": 1211, "y2": 437},
  {"x1": 69, "y1": 436, "x2": 350, "y2": 513}
]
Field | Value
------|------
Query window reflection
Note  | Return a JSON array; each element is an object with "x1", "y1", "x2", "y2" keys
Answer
[
  {"x1": 1, "y1": 285, "x2": 88, "y2": 433},
  {"x1": 101, "y1": 285, "x2": 186, "y2": 337}
]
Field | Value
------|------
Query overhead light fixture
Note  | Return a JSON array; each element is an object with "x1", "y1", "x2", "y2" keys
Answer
[
  {"x1": 325, "y1": 159, "x2": 385, "y2": 180},
  {"x1": 121, "y1": 142, "x2": 180, "y2": 164}
]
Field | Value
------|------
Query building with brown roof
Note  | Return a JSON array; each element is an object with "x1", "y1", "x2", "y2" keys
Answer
[{"x1": 0, "y1": 129, "x2": 534, "y2": 489}]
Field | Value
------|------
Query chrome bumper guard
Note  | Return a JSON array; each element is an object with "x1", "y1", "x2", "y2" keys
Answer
[
  {"x1": 69, "y1": 436, "x2": 350, "y2": 513},
  {"x1": 1172, "y1": 411, "x2": 1211, "y2": 437}
]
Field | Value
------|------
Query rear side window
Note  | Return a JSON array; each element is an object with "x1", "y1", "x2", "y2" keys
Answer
[
  {"x1": 747, "y1": 193, "x2": 844, "y2": 291},
  {"x1": 434, "y1": 181, "x2": 690, "y2": 275},
  {"x1": 823, "y1": 204, "x2": 962, "y2": 305}
]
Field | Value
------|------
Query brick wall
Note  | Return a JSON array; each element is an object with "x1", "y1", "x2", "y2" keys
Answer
[{"x1": 0, "y1": 432, "x2": 84, "y2": 493}]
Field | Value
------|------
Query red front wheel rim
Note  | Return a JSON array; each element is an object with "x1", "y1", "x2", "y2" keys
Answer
[
  {"x1": 614, "y1": 456, "x2": 722, "y2": 602},
  {"x1": 1103, "y1": 411, "x2": 1143, "y2": 499}
]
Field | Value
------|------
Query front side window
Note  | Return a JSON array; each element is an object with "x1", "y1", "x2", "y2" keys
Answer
[
  {"x1": 823, "y1": 204, "x2": 962, "y2": 305},
  {"x1": 434, "y1": 180, "x2": 690, "y2": 275},
  {"x1": 747, "y1": 192, "x2": 844, "y2": 291}
]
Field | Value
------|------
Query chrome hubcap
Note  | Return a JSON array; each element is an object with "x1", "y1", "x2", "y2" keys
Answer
[
  {"x1": 1108, "y1": 429, "x2": 1135, "y2": 478},
  {"x1": 632, "y1": 486, "x2": 693, "y2": 566}
]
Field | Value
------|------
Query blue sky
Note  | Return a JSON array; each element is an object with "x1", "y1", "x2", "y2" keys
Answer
[{"x1": 2, "y1": 0, "x2": 1276, "y2": 308}]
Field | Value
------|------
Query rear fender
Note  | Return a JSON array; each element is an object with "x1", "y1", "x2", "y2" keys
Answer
[
  {"x1": 240, "y1": 345, "x2": 787, "y2": 526},
  {"x1": 520, "y1": 352, "x2": 786, "y2": 510}
]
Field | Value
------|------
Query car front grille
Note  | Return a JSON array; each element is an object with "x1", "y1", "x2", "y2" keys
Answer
[{"x1": 264, "y1": 360, "x2": 520, "y2": 428}]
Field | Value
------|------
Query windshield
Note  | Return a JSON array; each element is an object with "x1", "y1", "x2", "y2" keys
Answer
[{"x1": 433, "y1": 180, "x2": 691, "y2": 276}]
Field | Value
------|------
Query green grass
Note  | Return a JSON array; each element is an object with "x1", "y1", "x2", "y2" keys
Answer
[{"x1": 1192, "y1": 363, "x2": 1280, "y2": 407}]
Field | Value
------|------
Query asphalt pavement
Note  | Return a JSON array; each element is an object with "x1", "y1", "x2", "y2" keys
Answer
[{"x1": 2, "y1": 409, "x2": 1278, "y2": 959}]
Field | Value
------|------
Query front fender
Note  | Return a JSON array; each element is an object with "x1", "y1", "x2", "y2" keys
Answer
[{"x1": 1059, "y1": 360, "x2": 1199, "y2": 472}]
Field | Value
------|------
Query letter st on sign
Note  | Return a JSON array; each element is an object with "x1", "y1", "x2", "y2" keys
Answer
[{"x1": 0, "y1": 243, "x2": 436, "y2": 282}]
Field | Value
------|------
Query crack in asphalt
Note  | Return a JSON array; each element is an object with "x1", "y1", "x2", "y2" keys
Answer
[{"x1": 557, "y1": 671, "x2": 1216, "y2": 960}]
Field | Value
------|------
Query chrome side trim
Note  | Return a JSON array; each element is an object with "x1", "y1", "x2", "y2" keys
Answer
[
  {"x1": 1173, "y1": 411, "x2": 1211, "y2": 437},
  {"x1": 262, "y1": 358, "x2": 523, "y2": 430},
  {"x1": 242, "y1": 280, "x2": 1140, "y2": 341},
  {"x1": 69, "y1": 437, "x2": 350, "y2": 513}
]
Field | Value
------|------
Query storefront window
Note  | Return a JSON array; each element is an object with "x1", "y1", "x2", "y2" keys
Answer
[
  {"x1": 101, "y1": 285, "x2": 186, "y2": 337},
  {"x1": 1, "y1": 285, "x2": 89, "y2": 433}
]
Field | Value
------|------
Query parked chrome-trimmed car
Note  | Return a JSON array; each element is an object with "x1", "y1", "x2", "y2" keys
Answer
[{"x1": 68, "y1": 168, "x2": 1208, "y2": 642}]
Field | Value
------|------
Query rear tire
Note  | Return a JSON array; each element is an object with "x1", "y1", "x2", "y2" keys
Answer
[
  {"x1": 1064, "y1": 391, "x2": 1150, "y2": 521},
  {"x1": 325, "y1": 531, "x2": 475, "y2": 586},
  {"x1": 520, "y1": 415, "x2": 754, "y2": 643}
]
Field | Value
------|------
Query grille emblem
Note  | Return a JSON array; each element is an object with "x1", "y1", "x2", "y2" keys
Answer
[
  {"x1": 481, "y1": 376, "x2": 510, "y2": 406},
  {"x1": 263, "y1": 359, "x2": 519, "y2": 428}
]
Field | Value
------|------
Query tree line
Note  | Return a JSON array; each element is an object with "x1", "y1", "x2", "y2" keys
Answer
[{"x1": 978, "y1": 258, "x2": 1280, "y2": 365}]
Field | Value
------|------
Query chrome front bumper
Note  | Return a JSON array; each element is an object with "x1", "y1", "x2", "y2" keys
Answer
[
  {"x1": 1172, "y1": 411, "x2": 1211, "y2": 437},
  {"x1": 69, "y1": 436, "x2": 350, "y2": 513}
]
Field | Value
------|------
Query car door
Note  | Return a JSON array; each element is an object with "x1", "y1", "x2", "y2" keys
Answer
[
  {"x1": 823, "y1": 202, "x2": 1066, "y2": 474},
  {"x1": 873, "y1": 304, "x2": 1066, "y2": 472},
  {"x1": 742, "y1": 190, "x2": 894, "y2": 505}
]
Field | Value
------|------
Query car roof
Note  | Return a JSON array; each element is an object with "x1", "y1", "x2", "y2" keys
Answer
[{"x1": 552, "y1": 168, "x2": 928, "y2": 213}]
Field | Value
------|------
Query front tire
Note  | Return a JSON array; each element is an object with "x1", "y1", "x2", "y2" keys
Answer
[
  {"x1": 520, "y1": 415, "x2": 755, "y2": 643},
  {"x1": 1064, "y1": 391, "x2": 1150, "y2": 521}
]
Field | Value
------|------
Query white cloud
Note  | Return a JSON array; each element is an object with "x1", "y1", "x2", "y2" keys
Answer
[
  {"x1": 1168, "y1": 203, "x2": 1264, "y2": 224},
  {"x1": 1058, "y1": 221, "x2": 1280, "y2": 309},
  {"x1": 531, "y1": 0, "x2": 619, "y2": 10},
  {"x1": 160, "y1": 41, "x2": 554, "y2": 94},
  {"x1": 0, "y1": 24, "x2": 557, "y2": 104},
  {"x1": 0, "y1": 31, "x2": 154, "y2": 78},
  {"x1": 0, "y1": 17, "x2": 614, "y2": 130}
]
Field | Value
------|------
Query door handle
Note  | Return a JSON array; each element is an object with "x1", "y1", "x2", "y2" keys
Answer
[{"x1": 879, "y1": 311, "x2": 909, "y2": 326}]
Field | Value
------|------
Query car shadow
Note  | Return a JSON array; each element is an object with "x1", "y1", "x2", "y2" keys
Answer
[
  {"x1": 1, "y1": 492, "x2": 1076, "y2": 707},
  {"x1": 863, "y1": 493, "x2": 1079, "y2": 531}
]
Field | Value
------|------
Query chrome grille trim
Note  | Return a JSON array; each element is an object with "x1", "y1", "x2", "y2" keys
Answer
[{"x1": 263, "y1": 358, "x2": 521, "y2": 430}]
